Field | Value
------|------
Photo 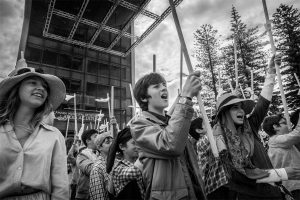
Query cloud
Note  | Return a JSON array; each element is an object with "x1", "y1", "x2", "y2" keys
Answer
[
  {"x1": 134, "y1": 0, "x2": 300, "y2": 102},
  {"x1": 0, "y1": 0, "x2": 24, "y2": 76}
]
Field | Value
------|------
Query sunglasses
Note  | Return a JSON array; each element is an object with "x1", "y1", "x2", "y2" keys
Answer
[{"x1": 15, "y1": 68, "x2": 44, "y2": 76}]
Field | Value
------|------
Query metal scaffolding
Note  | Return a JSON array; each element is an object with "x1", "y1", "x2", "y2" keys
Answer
[{"x1": 42, "y1": 0, "x2": 184, "y2": 57}]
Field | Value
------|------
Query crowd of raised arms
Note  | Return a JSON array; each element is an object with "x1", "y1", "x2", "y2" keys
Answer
[{"x1": 1, "y1": 53, "x2": 300, "y2": 200}]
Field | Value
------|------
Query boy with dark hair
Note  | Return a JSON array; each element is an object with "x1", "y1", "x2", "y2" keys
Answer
[
  {"x1": 130, "y1": 71, "x2": 206, "y2": 200},
  {"x1": 76, "y1": 129, "x2": 98, "y2": 200},
  {"x1": 106, "y1": 127, "x2": 144, "y2": 200},
  {"x1": 262, "y1": 113, "x2": 300, "y2": 199}
]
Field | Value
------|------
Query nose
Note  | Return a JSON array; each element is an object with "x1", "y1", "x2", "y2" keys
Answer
[
  {"x1": 161, "y1": 85, "x2": 167, "y2": 91},
  {"x1": 238, "y1": 108, "x2": 245, "y2": 114},
  {"x1": 36, "y1": 82, "x2": 46, "y2": 92}
]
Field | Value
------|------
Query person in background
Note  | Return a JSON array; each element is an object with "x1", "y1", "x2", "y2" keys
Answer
[
  {"x1": 106, "y1": 127, "x2": 144, "y2": 200},
  {"x1": 0, "y1": 66, "x2": 69, "y2": 199},
  {"x1": 68, "y1": 136, "x2": 84, "y2": 200},
  {"x1": 76, "y1": 129, "x2": 98, "y2": 200},
  {"x1": 89, "y1": 132, "x2": 113, "y2": 200},
  {"x1": 260, "y1": 112, "x2": 300, "y2": 199}
]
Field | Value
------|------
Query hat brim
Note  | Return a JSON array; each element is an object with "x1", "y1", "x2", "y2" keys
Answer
[
  {"x1": 0, "y1": 72, "x2": 66, "y2": 110},
  {"x1": 216, "y1": 98, "x2": 254, "y2": 117}
]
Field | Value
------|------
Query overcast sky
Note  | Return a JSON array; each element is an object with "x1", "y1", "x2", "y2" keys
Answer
[{"x1": 0, "y1": 0, "x2": 299, "y2": 85}]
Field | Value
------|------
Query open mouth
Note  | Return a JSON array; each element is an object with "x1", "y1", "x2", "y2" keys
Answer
[
  {"x1": 161, "y1": 93, "x2": 168, "y2": 100},
  {"x1": 32, "y1": 92, "x2": 44, "y2": 98},
  {"x1": 236, "y1": 115, "x2": 244, "y2": 120}
]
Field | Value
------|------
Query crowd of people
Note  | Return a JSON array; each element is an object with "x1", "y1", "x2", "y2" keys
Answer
[{"x1": 0, "y1": 53, "x2": 300, "y2": 200}]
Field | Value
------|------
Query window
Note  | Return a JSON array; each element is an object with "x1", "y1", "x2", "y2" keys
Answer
[
  {"x1": 114, "y1": 87, "x2": 126, "y2": 98},
  {"x1": 42, "y1": 50, "x2": 58, "y2": 65},
  {"x1": 72, "y1": 57, "x2": 83, "y2": 71},
  {"x1": 111, "y1": 65, "x2": 120, "y2": 79},
  {"x1": 98, "y1": 85, "x2": 110, "y2": 97},
  {"x1": 121, "y1": 67, "x2": 126, "y2": 80},
  {"x1": 87, "y1": 60, "x2": 98, "y2": 74},
  {"x1": 99, "y1": 63, "x2": 109, "y2": 76},
  {"x1": 25, "y1": 47, "x2": 41, "y2": 62},
  {"x1": 61, "y1": 78, "x2": 81, "y2": 94},
  {"x1": 86, "y1": 82, "x2": 97, "y2": 96},
  {"x1": 59, "y1": 54, "x2": 71, "y2": 69}
]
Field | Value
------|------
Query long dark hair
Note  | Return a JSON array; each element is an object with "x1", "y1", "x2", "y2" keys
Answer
[{"x1": 106, "y1": 127, "x2": 132, "y2": 173}]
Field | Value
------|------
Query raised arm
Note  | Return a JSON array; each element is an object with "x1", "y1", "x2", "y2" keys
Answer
[{"x1": 249, "y1": 54, "x2": 280, "y2": 132}]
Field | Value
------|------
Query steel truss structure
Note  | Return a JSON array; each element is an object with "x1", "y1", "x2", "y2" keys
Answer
[{"x1": 42, "y1": 0, "x2": 183, "y2": 57}]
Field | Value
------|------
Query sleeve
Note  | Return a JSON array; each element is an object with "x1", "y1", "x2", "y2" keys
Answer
[
  {"x1": 113, "y1": 164, "x2": 142, "y2": 185},
  {"x1": 248, "y1": 73, "x2": 276, "y2": 133},
  {"x1": 89, "y1": 164, "x2": 107, "y2": 200},
  {"x1": 76, "y1": 151, "x2": 94, "y2": 176},
  {"x1": 285, "y1": 167, "x2": 300, "y2": 180},
  {"x1": 197, "y1": 136, "x2": 211, "y2": 177},
  {"x1": 67, "y1": 144, "x2": 77, "y2": 165},
  {"x1": 51, "y1": 133, "x2": 70, "y2": 200},
  {"x1": 271, "y1": 126, "x2": 300, "y2": 148},
  {"x1": 130, "y1": 103, "x2": 194, "y2": 158}
]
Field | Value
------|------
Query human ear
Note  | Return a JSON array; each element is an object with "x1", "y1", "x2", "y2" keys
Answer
[
  {"x1": 119, "y1": 143, "x2": 125, "y2": 151},
  {"x1": 141, "y1": 98, "x2": 148, "y2": 103},
  {"x1": 273, "y1": 124, "x2": 279, "y2": 131}
]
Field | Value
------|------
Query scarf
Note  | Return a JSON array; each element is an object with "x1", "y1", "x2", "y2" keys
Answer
[{"x1": 214, "y1": 111, "x2": 255, "y2": 176}]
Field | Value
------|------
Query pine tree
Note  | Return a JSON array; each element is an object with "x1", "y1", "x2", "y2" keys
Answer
[
  {"x1": 221, "y1": 6, "x2": 268, "y2": 98},
  {"x1": 272, "y1": 4, "x2": 300, "y2": 110},
  {"x1": 194, "y1": 24, "x2": 220, "y2": 101}
]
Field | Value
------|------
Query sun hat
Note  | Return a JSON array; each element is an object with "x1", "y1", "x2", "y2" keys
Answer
[
  {"x1": 95, "y1": 132, "x2": 112, "y2": 148},
  {"x1": 216, "y1": 92, "x2": 254, "y2": 117},
  {"x1": 0, "y1": 67, "x2": 66, "y2": 110}
]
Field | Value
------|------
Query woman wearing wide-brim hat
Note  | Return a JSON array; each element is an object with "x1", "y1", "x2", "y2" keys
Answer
[
  {"x1": 0, "y1": 66, "x2": 69, "y2": 199},
  {"x1": 199, "y1": 54, "x2": 287, "y2": 200}
]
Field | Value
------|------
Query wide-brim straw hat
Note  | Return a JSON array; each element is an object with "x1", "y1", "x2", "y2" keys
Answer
[
  {"x1": 0, "y1": 67, "x2": 66, "y2": 110},
  {"x1": 216, "y1": 92, "x2": 254, "y2": 117}
]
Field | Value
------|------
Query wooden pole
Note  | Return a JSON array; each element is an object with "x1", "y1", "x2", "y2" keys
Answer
[
  {"x1": 153, "y1": 54, "x2": 156, "y2": 72},
  {"x1": 110, "y1": 86, "x2": 114, "y2": 134},
  {"x1": 111, "y1": 86, "x2": 114, "y2": 117},
  {"x1": 74, "y1": 93, "x2": 78, "y2": 137},
  {"x1": 218, "y1": 68, "x2": 221, "y2": 90},
  {"x1": 107, "y1": 93, "x2": 111, "y2": 118},
  {"x1": 251, "y1": 70, "x2": 254, "y2": 100},
  {"x1": 234, "y1": 36, "x2": 238, "y2": 89},
  {"x1": 239, "y1": 84, "x2": 246, "y2": 99},
  {"x1": 129, "y1": 83, "x2": 136, "y2": 115},
  {"x1": 65, "y1": 115, "x2": 70, "y2": 139},
  {"x1": 168, "y1": 0, "x2": 218, "y2": 157},
  {"x1": 294, "y1": 73, "x2": 300, "y2": 95},
  {"x1": 262, "y1": 0, "x2": 292, "y2": 130},
  {"x1": 180, "y1": 47, "x2": 183, "y2": 93},
  {"x1": 294, "y1": 73, "x2": 300, "y2": 87}
]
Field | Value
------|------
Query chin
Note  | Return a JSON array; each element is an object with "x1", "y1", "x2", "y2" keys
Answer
[{"x1": 234, "y1": 121, "x2": 244, "y2": 125}]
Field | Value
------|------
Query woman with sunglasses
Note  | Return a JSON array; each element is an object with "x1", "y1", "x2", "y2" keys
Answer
[{"x1": 0, "y1": 66, "x2": 69, "y2": 199}]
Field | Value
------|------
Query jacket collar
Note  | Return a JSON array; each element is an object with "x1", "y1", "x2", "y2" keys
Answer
[{"x1": 141, "y1": 111, "x2": 168, "y2": 126}]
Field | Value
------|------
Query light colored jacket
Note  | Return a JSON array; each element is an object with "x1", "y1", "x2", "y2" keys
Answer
[
  {"x1": 268, "y1": 124, "x2": 300, "y2": 192},
  {"x1": 130, "y1": 103, "x2": 206, "y2": 200},
  {"x1": 0, "y1": 121, "x2": 69, "y2": 199}
]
